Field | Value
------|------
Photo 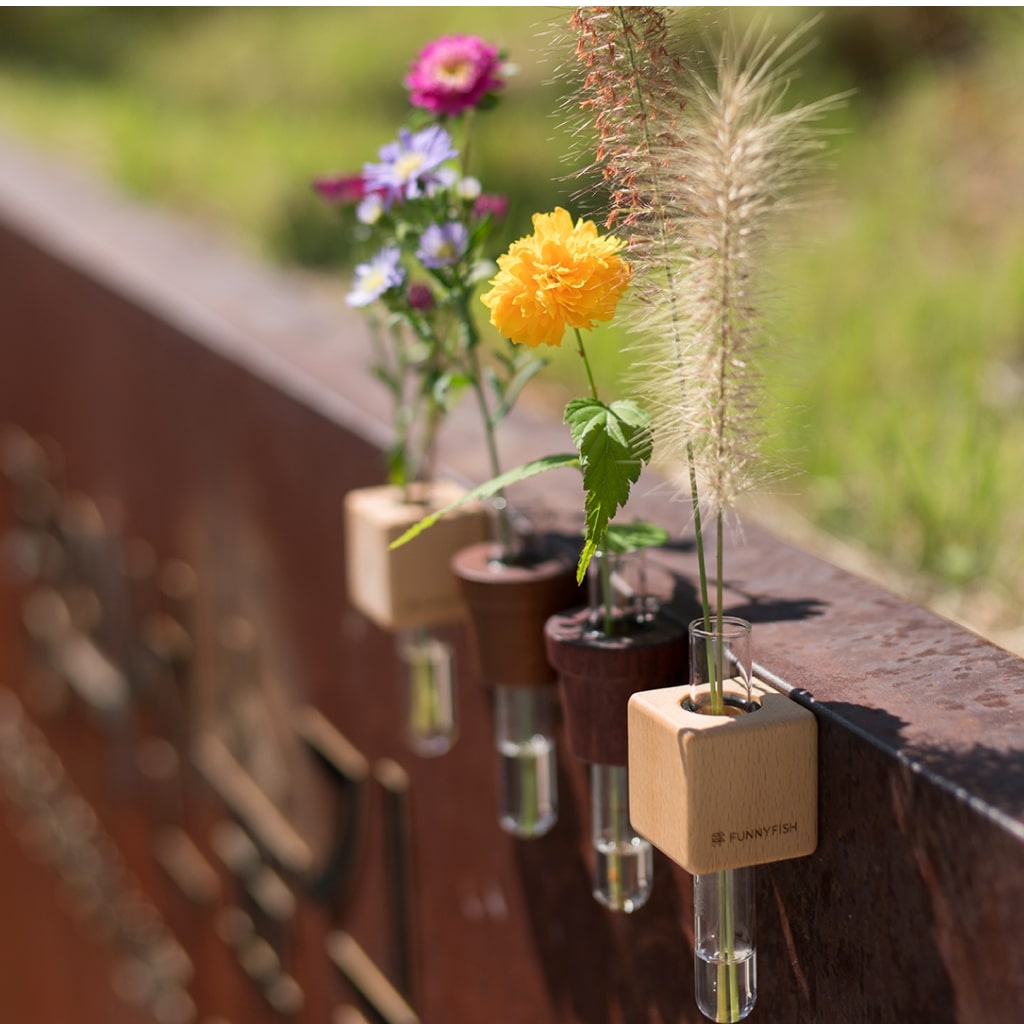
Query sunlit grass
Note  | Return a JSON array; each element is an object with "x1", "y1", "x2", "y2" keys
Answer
[
  {"x1": 1, "y1": 7, "x2": 1023, "y2": 633},
  {"x1": 0, "y1": 8, "x2": 572, "y2": 259},
  {"x1": 759, "y1": 34, "x2": 1024, "y2": 612}
]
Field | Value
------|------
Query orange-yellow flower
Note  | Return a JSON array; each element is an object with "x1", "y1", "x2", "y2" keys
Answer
[{"x1": 480, "y1": 207, "x2": 631, "y2": 347}]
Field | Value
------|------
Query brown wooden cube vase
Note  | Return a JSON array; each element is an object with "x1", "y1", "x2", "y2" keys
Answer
[
  {"x1": 451, "y1": 539, "x2": 580, "y2": 838},
  {"x1": 544, "y1": 560, "x2": 688, "y2": 912}
]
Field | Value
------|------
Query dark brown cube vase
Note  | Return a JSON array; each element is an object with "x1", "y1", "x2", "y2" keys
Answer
[{"x1": 544, "y1": 608, "x2": 687, "y2": 766}]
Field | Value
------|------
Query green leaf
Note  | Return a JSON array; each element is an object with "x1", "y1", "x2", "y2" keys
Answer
[
  {"x1": 388, "y1": 454, "x2": 580, "y2": 550},
  {"x1": 386, "y1": 444, "x2": 408, "y2": 488},
  {"x1": 369, "y1": 364, "x2": 401, "y2": 395},
  {"x1": 605, "y1": 521, "x2": 670, "y2": 553},
  {"x1": 433, "y1": 372, "x2": 471, "y2": 411},
  {"x1": 493, "y1": 356, "x2": 547, "y2": 424},
  {"x1": 564, "y1": 398, "x2": 654, "y2": 582}
]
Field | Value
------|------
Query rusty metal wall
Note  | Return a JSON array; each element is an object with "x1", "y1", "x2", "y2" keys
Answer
[{"x1": 1, "y1": 137, "x2": 1022, "y2": 1024}]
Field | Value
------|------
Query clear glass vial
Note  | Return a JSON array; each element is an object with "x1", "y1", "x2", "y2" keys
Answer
[
  {"x1": 688, "y1": 615, "x2": 757, "y2": 1021},
  {"x1": 693, "y1": 866, "x2": 757, "y2": 1021},
  {"x1": 688, "y1": 616, "x2": 753, "y2": 715},
  {"x1": 590, "y1": 762, "x2": 653, "y2": 913},
  {"x1": 587, "y1": 547, "x2": 656, "y2": 911},
  {"x1": 585, "y1": 547, "x2": 654, "y2": 636},
  {"x1": 494, "y1": 685, "x2": 558, "y2": 838},
  {"x1": 397, "y1": 628, "x2": 457, "y2": 757}
]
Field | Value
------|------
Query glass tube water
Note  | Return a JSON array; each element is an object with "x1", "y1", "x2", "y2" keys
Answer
[
  {"x1": 688, "y1": 616, "x2": 757, "y2": 1021},
  {"x1": 494, "y1": 685, "x2": 557, "y2": 838},
  {"x1": 396, "y1": 628, "x2": 456, "y2": 757},
  {"x1": 693, "y1": 866, "x2": 757, "y2": 1021},
  {"x1": 688, "y1": 616, "x2": 752, "y2": 715},
  {"x1": 590, "y1": 762, "x2": 652, "y2": 913},
  {"x1": 585, "y1": 547, "x2": 654, "y2": 636}
]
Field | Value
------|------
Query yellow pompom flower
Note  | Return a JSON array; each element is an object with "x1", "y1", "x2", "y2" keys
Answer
[{"x1": 481, "y1": 207, "x2": 631, "y2": 347}]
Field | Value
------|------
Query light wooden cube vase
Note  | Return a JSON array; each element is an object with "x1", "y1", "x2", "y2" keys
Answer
[
  {"x1": 628, "y1": 680, "x2": 818, "y2": 874},
  {"x1": 344, "y1": 483, "x2": 488, "y2": 632}
]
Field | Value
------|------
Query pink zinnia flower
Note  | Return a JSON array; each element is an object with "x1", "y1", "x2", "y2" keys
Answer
[
  {"x1": 312, "y1": 173, "x2": 366, "y2": 205},
  {"x1": 405, "y1": 35, "x2": 504, "y2": 116},
  {"x1": 473, "y1": 193, "x2": 509, "y2": 222}
]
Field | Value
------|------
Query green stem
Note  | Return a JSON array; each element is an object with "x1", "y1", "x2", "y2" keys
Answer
[
  {"x1": 716, "y1": 508, "x2": 725, "y2": 705},
  {"x1": 467, "y1": 340, "x2": 503, "y2": 463},
  {"x1": 458, "y1": 108, "x2": 475, "y2": 179},
  {"x1": 575, "y1": 328, "x2": 600, "y2": 402},
  {"x1": 608, "y1": 765, "x2": 623, "y2": 906},
  {"x1": 407, "y1": 629, "x2": 442, "y2": 740},
  {"x1": 471, "y1": 373, "x2": 515, "y2": 560},
  {"x1": 688, "y1": 449, "x2": 723, "y2": 715},
  {"x1": 576, "y1": 328, "x2": 617, "y2": 632},
  {"x1": 713, "y1": 514, "x2": 737, "y2": 1021},
  {"x1": 599, "y1": 541, "x2": 614, "y2": 637},
  {"x1": 716, "y1": 869, "x2": 741, "y2": 1021},
  {"x1": 688, "y1": 450, "x2": 712, "y2": 629},
  {"x1": 461, "y1": 293, "x2": 515, "y2": 561}
]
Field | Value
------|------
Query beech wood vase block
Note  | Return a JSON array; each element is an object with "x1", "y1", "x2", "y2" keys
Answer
[
  {"x1": 627, "y1": 680, "x2": 818, "y2": 874},
  {"x1": 344, "y1": 483, "x2": 488, "y2": 632}
]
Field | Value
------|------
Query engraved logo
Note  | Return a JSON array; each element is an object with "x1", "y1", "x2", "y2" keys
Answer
[{"x1": 712, "y1": 821, "x2": 798, "y2": 845}]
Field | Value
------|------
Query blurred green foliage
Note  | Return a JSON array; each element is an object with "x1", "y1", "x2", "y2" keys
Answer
[
  {"x1": 1, "y1": 6, "x2": 1023, "y2": 623},
  {"x1": 0, "y1": 7, "x2": 585, "y2": 263}
]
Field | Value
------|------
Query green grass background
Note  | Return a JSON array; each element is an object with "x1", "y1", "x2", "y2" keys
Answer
[{"x1": 2, "y1": 7, "x2": 1022, "y2": 640}]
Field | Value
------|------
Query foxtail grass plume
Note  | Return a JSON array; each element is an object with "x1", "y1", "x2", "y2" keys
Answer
[
  {"x1": 562, "y1": 19, "x2": 842, "y2": 1022},
  {"x1": 562, "y1": 7, "x2": 688, "y2": 228},
  {"x1": 565, "y1": 8, "x2": 839, "y2": 522}
]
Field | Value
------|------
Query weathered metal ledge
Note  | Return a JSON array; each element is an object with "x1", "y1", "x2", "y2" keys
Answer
[{"x1": 1, "y1": 132, "x2": 1021, "y2": 1023}]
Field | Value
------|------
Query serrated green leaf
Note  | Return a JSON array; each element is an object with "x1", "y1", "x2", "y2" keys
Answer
[
  {"x1": 563, "y1": 398, "x2": 654, "y2": 582},
  {"x1": 605, "y1": 521, "x2": 670, "y2": 553},
  {"x1": 389, "y1": 454, "x2": 580, "y2": 550},
  {"x1": 564, "y1": 397, "x2": 605, "y2": 447}
]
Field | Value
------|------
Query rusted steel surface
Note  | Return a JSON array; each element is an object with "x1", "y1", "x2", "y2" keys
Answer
[{"x1": 1, "y1": 134, "x2": 1022, "y2": 1023}]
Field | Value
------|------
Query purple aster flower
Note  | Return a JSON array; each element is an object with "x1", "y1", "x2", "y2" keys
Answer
[
  {"x1": 357, "y1": 192, "x2": 385, "y2": 225},
  {"x1": 416, "y1": 221, "x2": 469, "y2": 269},
  {"x1": 405, "y1": 35, "x2": 505, "y2": 116},
  {"x1": 363, "y1": 125, "x2": 457, "y2": 208},
  {"x1": 346, "y1": 246, "x2": 405, "y2": 308}
]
